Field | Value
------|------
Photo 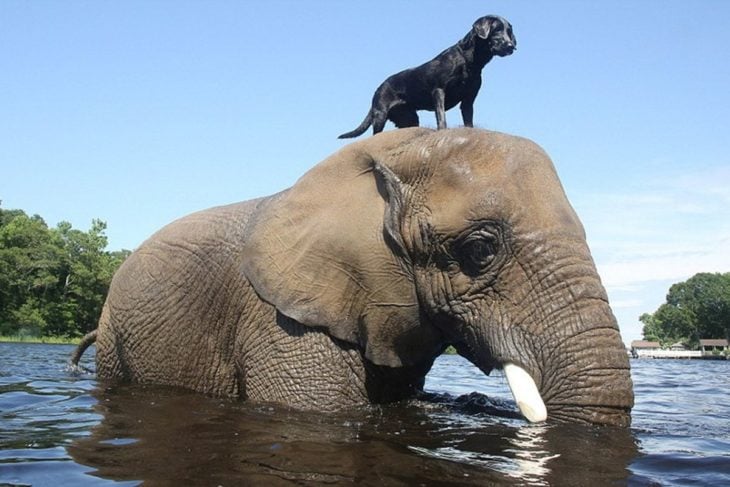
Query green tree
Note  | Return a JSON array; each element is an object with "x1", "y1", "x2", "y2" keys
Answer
[
  {"x1": 53, "y1": 219, "x2": 122, "y2": 336},
  {"x1": 0, "y1": 210, "x2": 64, "y2": 335},
  {"x1": 0, "y1": 203, "x2": 129, "y2": 338},
  {"x1": 641, "y1": 272, "x2": 730, "y2": 346}
]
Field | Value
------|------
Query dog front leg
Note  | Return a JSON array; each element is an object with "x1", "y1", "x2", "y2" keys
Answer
[
  {"x1": 432, "y1": 88, "x2": 447, "y2": 130},
  {"x1": 461, "y1": 101, "x2": 474, "y2": 127},
  {"x1": 460, "y1": 77, "x2": 481, "y2": 127}
]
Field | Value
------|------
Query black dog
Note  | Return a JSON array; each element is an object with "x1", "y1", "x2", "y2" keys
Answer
[{"x1": 338, "y1": 15, "x2": 516, "y2": 139}]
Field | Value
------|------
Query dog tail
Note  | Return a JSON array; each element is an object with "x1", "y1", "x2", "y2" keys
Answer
[{"x1": 338, "y1": 110, "x2": 373, "y2": 139}]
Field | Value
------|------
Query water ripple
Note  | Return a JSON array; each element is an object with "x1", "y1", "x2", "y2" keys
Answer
[{"x1": 1, "y1": 343, "x2": 729, "y2": 485}]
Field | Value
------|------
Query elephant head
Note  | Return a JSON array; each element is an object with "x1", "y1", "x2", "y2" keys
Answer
[{"x1": 242, "y1": 127, "x2": 633, "y2": 426}]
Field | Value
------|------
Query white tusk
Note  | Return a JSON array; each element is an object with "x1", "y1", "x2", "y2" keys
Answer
[{"x1": 503, "y1": 362, "x2": 548, "y2": 423}]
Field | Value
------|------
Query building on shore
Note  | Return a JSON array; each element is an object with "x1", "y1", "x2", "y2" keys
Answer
[
  {"x1": 700, "y1": 339, "x2": 730, "y2": 355},
  {"x1": 630, "y1": 341, "x2": 661, "y2": 358},
  {"x1": 630, "y1": 339, "x2": 729, "y2": 359}
]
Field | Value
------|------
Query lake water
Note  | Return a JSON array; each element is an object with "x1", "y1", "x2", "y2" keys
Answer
[{"x1": 1, "y1": 343, "x2": 728, "y2": 486}]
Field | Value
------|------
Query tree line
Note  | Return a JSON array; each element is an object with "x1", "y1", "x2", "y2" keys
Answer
[
  {"x1": 640, "y1": 272, "x2": 730, "y2": 347},
  {"x1": 0, "y1": 203, "x2": 130, "y2": 338}
]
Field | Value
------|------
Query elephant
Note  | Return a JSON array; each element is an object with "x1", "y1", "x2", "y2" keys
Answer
[{"x1": 72, "y1": 127, "x2": 633, "y2": 426}]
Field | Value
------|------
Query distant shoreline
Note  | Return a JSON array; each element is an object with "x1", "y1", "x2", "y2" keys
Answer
[
  {"x1": 631, "y1": 355, "x2": 728, "y2": 361},
  {"x1": 0, "y1": 335, "x2": 82, "y2": 345}
]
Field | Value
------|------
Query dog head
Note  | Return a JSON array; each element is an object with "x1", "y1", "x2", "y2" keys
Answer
[{"x1": 472, "y1": 15, "x2": 516, "y2": 57}]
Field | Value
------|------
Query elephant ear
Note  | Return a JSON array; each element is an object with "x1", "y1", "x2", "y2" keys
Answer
[{"x1": 241, "y1": 130, "x2": 442, "y2": 367}]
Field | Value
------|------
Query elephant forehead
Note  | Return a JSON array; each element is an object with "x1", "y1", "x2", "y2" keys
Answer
[
  {"x1": 421, "y1": 132, "x2": 584, "y2": 237},
  {"x1": 426, "y1": 179, "x2": 583, "y2": 240},
  {"x1": 425, "y1": 181, "x2": 505, "y2": 233}
]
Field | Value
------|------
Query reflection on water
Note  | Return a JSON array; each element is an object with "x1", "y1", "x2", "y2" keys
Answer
[
  {"x1": 409, "y1": 425, "x2": 557, "y2": 484},
  {"x1": 66, "y1": 384, "x2": 639, "y2": 486},
  {"x1": 1, "y1": 343, "x2": 729, "y2": 485},
  {"x1": 504, "y1": 425, "x2": 557, "y2": 481}
]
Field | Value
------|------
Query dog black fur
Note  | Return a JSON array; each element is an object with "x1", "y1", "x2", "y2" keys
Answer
[{"x1": 338, "y1": 16, "x2": 516, "y2": 139}]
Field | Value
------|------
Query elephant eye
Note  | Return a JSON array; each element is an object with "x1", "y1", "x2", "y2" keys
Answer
[{"x1": 460, "y1": 234, "x2": 498, "y2": 275}]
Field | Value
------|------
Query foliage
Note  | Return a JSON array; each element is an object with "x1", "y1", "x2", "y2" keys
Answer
[
  {"x1": 0, "y1": 203, "x2": 130, "y2": 338},
  {"x1": 0, "y1": 334, "x2": 82, "y2": 345},
  {"x1": 640, "y1": 272, "x2": 730, "y2": 347}
]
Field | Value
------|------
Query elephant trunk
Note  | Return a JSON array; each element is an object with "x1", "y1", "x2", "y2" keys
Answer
[
  {"x1": 540, "y1": 318, "x2": 634, "y2": 426},
  {"x1": 501, "y1": 296, "x2": 634, "y2": 427}
]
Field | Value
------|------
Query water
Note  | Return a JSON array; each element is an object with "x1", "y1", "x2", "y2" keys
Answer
[{"x1": 1, "y1": 343, "x2": 728, "y2": 486}]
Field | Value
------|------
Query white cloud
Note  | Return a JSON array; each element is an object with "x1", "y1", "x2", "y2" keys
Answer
[
  {"x1": 568, "y1": 163, "x2": 730, "y2": 342},
  {"x1": 598, "y1": 236, "x2": 730, "y2": 289},
  {"x1": 609, "y1": 298, "x2": 644, "y2": 309},
  {"x1": 663, "y1": 165, "x2": 730, "y2": 203},
  {"x1": 576, "y1": 163, "x2": 730, "y2": 285}
]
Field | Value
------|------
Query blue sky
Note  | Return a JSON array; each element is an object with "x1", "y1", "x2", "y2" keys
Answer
[{"x1": 2, "y1": 1, "x2": 729, "y2": 344}]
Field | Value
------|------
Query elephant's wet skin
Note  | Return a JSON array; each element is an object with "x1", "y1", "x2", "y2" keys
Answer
[
  {"x1": 76, "y1": 127, "x2": 633, "y2": 426},
  {"x1": 238, "y1": 311, "x2": 434, "y2": 409}
]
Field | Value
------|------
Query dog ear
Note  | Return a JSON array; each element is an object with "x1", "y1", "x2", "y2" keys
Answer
[{"x1": 472, "y1": 16, "x2": 495, "y2": 39}]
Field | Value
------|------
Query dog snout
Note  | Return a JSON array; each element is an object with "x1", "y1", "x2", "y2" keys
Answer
[
  {"x1": 500, "y1": 34, "x2": 516, "y2": 53},
  {"x1": 494, "y1": 39, "x2": 515, "y2": 55}
]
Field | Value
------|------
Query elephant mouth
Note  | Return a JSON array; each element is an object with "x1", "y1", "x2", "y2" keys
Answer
[{"x1": 452, "y1": 343, "x2": 548, "y2": 422}]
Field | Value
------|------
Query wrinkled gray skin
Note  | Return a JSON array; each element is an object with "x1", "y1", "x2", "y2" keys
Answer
[{"x1": 91, "y1": 128, "x2": 633, "y2": 426}]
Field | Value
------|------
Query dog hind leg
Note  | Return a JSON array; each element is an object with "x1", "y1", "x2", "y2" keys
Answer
[
  {"x1": 389, "y1": 105, "x2": 419, "y2": 128},
  {"x1": 371, "y1": 108, "x2": 389, "y2": 135}
]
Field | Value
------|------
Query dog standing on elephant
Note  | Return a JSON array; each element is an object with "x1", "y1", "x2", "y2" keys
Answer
[{"x1": 338, "y1": 15, "x2": 516, "y2": 139}]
